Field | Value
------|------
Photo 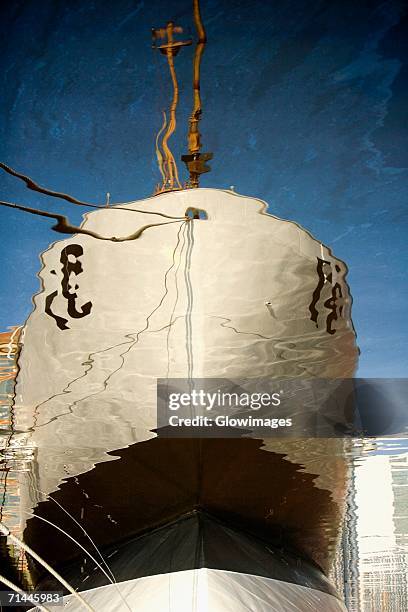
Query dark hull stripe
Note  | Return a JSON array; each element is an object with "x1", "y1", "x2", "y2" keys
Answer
[{"x1": 37, "y1": 511, "x2": 340, "y2": 600}]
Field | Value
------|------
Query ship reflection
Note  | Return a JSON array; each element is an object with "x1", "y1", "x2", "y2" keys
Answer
[{"x1": 1, "y1": 189, "x2": 359, "y2": 609}]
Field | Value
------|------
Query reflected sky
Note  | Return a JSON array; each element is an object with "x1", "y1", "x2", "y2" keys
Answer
[{"x1": 0, "y1": 0, "x2": 407, "y2": 376}]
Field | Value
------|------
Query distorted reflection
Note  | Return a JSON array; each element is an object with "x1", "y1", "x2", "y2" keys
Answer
[{"x1": 0, "y1": 189, "x2": 405, "y2": 610}]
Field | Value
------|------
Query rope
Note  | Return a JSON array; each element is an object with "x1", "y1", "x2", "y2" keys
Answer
[
  {"x1": 0, "y1": 523, "x2": 95, "y2": 611},
  {"x1": 0, "y1": 574, "x2": 51, "y2": 612},
  {"x1": 0, "y1": 162, "x2": 185, "y2": 219}
]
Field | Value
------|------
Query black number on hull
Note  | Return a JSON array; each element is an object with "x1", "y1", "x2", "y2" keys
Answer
[
  {"x1": 45, "y1": 244, "x2": 92, "y2": 330},
  {"x1": 309, "y1": 257, "x2": 343, "y2": 335}
]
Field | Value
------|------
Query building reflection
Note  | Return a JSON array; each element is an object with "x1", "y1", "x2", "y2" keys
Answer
[
  {"x1": 342, "y1": 445, "x2": 408, "y2": 611},
  {"x1": 0, "y1": 326, "x2": 33, "y2": 583}
]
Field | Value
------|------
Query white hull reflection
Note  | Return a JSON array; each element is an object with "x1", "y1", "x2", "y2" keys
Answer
[
  {"x1": 51, "y1": 570, "x2": 347, "y2": 612},
  {"x1": 11, "y1": 188, "x2": 357, "y2": 610},
  {"x1": 15, "y1": 188, "x2": 357, "y2": 487}
]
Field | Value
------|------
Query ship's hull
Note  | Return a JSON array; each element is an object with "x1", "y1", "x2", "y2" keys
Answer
[
  {"x1": 14, "y1": 188, "x2": 357, "y2": 491},
  {"x1": 6, "y1": 189, "x2": 357, "y2": 609},
  {"x1": 55, "y1": 572, "x2": 346, "y2": 612},
  {"x1": 31, "y1": 511, "x2": 346, "y2": 611}
]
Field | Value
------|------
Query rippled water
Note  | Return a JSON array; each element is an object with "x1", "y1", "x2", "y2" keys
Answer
[{"x1": 0, "y1": 190, "x2": 406, "y2": 610}]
